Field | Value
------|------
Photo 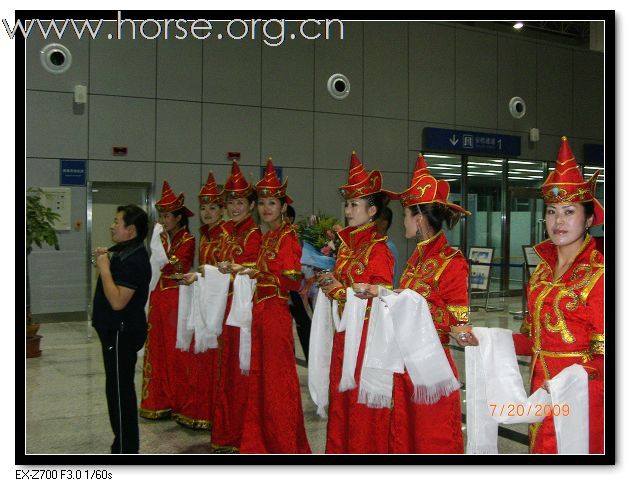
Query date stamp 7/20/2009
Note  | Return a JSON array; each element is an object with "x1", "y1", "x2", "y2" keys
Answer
[{"x1": 488, "y1": 403, "x2": 570, "y2": 418}]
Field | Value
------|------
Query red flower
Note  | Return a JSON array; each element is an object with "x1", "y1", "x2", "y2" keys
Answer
[
  {"x1": 325, "y1": 230, "x2": 335, "y2": 239},
  {"x1": 321, "y1": 246, "x2": 332, "y2": 256}
]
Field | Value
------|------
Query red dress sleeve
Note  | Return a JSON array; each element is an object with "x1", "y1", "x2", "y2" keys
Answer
[
  {"x1": 584, "y1": 273, "x2": 604, "y2": 381},
  {"x1": 327, "y1": 240, "x2": 393, "y2": 301},
  {"x1": 437, "y1": 256, "x2": 470, "y2": 329},
  {"x1": 240, "y1": 228, "x2": 262, "y2": 267},
  {"x1": 512, "y1": 312, "x2": 534, "y2": 356},
  {"x1": 255, "y1": 231, "x2": 302, "y2": 294},
  {"x1": 161, "y1": 235, "x2": 196, "y2": 275},
  {"x1": 368, "y1": 241, "x2": 394, "y2": 287},
  {"x1": 276, "y1": 233, "x2": 303, "y2": 293},
  {"x1": 179, "y1": 237, "x2": 196, "y2": 273}
]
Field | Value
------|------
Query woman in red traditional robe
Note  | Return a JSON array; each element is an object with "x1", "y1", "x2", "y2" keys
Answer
[
  {"x1": 175, "y1": 171, "x2": 225, "y2": 430},
  {"x1": 391, "y1": 155, "x2": 469, "y2": 453},
  {"x1": 460, "y1": 137, "x2": 605, "y2": 454},
  {"x1": 513, "y1": 137, "x2": 604, "y2": 454},
  {"x1": 352, "y1": 154, "x2": 470, "y2": 453},
  {"x1": 317, "y1": 152, "x2": 394, "y2": 454},
  {"x1": 210, "y1": 161, "x2": 262, "y2": 453},
  {"x1": 235, "y1": 158, "x2": 311, "y2": 454},
  {"x1": 140, "y1": 181, "x2": 195, "y2": 421}
]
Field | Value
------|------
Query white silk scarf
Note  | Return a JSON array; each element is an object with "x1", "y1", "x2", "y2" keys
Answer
[
  {"x1": 307, "y1": 289, "x2": 336, "y2": 417},
  {"x1": 194, "y1": 265, "x2": 230, "y2": 352},
  {"x1": 338, "y1": 289, "x2": 369, "y2": 391},
  {"x1": 465, "y1": 327, "x2": 589, "y2": 454},
  {"x1": 359, "y1": 289, "x2": 460, "y2": 408},
  {"x1": 148, "y1": 222, "x2": 168, "y2": 294},
  {"x1": 225, "y1": 274, "x2": 256, "y2": 374},
  {"x1": 176, "y1": 282, "x2": 195, "y2": 351}
]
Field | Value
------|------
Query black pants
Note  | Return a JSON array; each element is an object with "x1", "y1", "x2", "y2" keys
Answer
[
  {"x1": 289, "y1": 291, "x2": 311, "y2": 363},
  {"x1": 96, "y1": 324, "x2": 146, "y2": 454}
]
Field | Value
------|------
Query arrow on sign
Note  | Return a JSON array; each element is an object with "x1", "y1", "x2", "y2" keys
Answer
[{"x1": 449, "y1": 134, "x2": 459, "y2": 146}]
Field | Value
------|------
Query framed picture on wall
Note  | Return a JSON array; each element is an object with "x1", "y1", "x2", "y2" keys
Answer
[
  {"x1": 468, "y1": 246, "x2": 493, "y2": 264},
  {"x1": 522, "y1": 245, "x2": 541, "y2": 278},
  {"x1": 468, "y1": 246, "x2": 494, "y2": 290}
]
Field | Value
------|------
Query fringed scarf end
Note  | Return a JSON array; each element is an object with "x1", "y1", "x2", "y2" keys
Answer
[
  {"x1": 411, "y1": 379, "x2": 460, "y2": 405},
  {"x1": 357, "y1": 388, "x2": 392, "y2": 409}
]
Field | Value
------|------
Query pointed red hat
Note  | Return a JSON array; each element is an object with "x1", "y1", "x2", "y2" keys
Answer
[
  {"x1": 155, "y1": 180, "x2": 194, "y2": 217},
  {"x1": 541, "y1": 136, "x2": 604, "y2": 226},
  {"x1": 396, "y1": 153, "x2": 470, "y2": 214},
  {"x1": 198, "y1": 171, "x2": 223, "y2": 205},
  {"x1": 338, "y1": 152, "x2": 383, "y2": 199},
  {"x1": 255, "y1": 158, "x2": 293, "y2": 204},
  {"x1": 223, "y1": 160, "x2": 253, "y2": 198}
]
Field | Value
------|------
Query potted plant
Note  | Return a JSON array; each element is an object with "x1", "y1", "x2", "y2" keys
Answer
[{"x1": 26, "y1": 187, "x2": 60, "y2": 358}]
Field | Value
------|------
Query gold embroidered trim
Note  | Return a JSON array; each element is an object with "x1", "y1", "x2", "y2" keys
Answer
[
  {"x1": 172, "y1": 413, "x2": 212, "y2": 430},
  {"x1": 519, "y1": 318, "x2": 531, "y2": 336},
  {"x1": 282, "y1": 269, "x2": 303, "y2": 280},
  {"x1": 210, "y1": 444, "x2": 240, "y2": 454},
  {"x1": 446, "y1": 305, "x2": 468, "y2": 322},
  {"x1": 529, "y1": 422, "x2": 542, "y2": 453},
  {"x1": 416, "y1": 230, "x2": 443, "y2": 249},
  {"x1": 535, "y1": 348, "x2": 592, "y2": 363},
  {"x1": 139, "y1": 408, "x2": 172, "y2": 420},
  {"x1": 242, "y1": 262, "x2": 257, "y2": 268},
  {"x1": 329, "y1": 286, "x2": 347, "y2": 302},
  {"x1": 580, "y1": 264, "x2": 604, "y2": 302},
  {"x1": 590, "y1": 334, "x2": 604, "y2": 355}
]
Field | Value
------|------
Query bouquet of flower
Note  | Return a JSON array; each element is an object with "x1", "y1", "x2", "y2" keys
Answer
[{"x1": 296, "y1": 214, "x2": 343, "y2": 270}]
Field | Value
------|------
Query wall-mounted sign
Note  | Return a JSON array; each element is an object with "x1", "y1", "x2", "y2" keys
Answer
[
  {"x1": 424, "y1": 127, "x2": 521, "y2": 157},
  {"x1": 522, "y1": 245, "x2": 541, "y2": 278},
  {"x1": 468, "y1": 246, "x2": 495, "y2": 291},
  {"x1": 39, "y1": 187, "x2": 72, "y2": 231},
  {"x1": 60, "y1": 159, "x2": 87, "y2": 187}
]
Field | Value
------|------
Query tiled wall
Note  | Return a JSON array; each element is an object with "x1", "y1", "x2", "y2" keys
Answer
[{"x1": 25, "y1": 20, "x2": 604, "y2": 314}]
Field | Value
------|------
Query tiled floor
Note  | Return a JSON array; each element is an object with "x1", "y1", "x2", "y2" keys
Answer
[{"x1": 25, "y1": 295, "x2": 530, "y2": 455}]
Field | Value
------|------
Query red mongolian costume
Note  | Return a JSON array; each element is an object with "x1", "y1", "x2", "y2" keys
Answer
[
  {"x1": 390, "y1": 154, "x2": 471, "y2": 453},
  {"x1": 513, "y1": 137, "x2": 605, "y2": 454},
  {"x1": 140, "y1": 181, "x2": 195, "y2": 421},
  {"x1": 174, "y1": 172, "x2": 225, "y2": 430},
  {"x1": 210, "y1": 161, "x2": 262, "y2": 453},
  {"x1": 240, "y1": 159, "x2": 311, "y2": 453},
  {"x1": 325, "y1": 153, "x2": 394, "y2": 454}
]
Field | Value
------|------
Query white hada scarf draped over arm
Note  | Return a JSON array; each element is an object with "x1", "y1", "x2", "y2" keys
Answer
[
  {"x1": 307, "y1": 289, "x2": 336, "y2": 418},
  {"x1": 338, "y1": 289, "x2": 369, "y2": 391},
  {"x1": 465, "y1": 326, "x2": 589, "y2": 454},
  {"x1": 308, "y1": 287, "x2": 459, "y2": 415},
  {"x1": 176, "y1": 281, "x2": 195, "y2": 351},
  {"x1": 148, "y1": 222, "x2": 168, "y2": 295},
  {"x1": 225, "y1": 273, "x2": 256, "y2": 375},
  {"x1": 194, "y1": 265, "x2": 231, "y2": 351},
  {"x1": 175, "y1": 266, "x2": 231, "y2": 353},
  {"x1": 359, "y1": 289, "x2": 460, "y2": 408}
]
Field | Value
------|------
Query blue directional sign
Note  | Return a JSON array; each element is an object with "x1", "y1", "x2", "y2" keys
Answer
[
  {"x1": 60, "y1": 159, "x2": 87, "y2": 186},
  {"x1": 423, "y1": 127, "x2": 521, "y2": 157}
]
